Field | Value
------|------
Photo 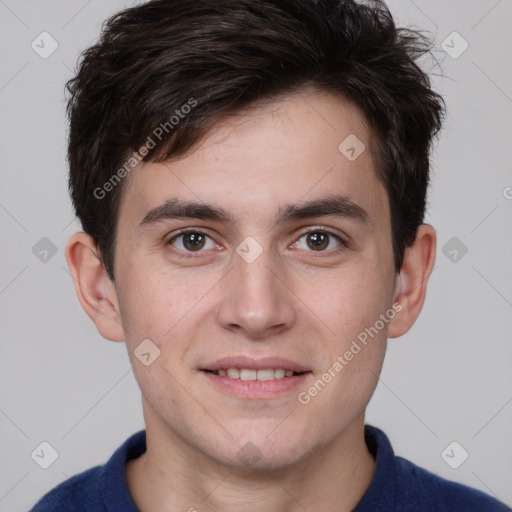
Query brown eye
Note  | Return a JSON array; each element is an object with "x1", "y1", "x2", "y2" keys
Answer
[
  {"x1": 168, "y1": 230, "x2": 216, "y2": 254},
  {"x1": 292, "y1": 229, "x2": 346, "y2": 254},
  {"x1": 181, "y1": 232, "x2": 206, "y2": 251},
  {"x1": 306, "y1": 232, "x2": 330, "y2": 251}
]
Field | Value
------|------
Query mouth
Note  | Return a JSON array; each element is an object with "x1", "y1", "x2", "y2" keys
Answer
[
  {"x1": 202, "y1": 368, "x2": 307, "y2": 381},
  {"x1": 200, "y1": 356, "x2": 312, "y2": 398}
]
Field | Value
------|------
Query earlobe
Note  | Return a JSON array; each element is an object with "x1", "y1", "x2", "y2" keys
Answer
[
  {"x1": 65, "y1": 232, "x2": 125, "y2": 342},
  {"x1": 388, "y1": 224, "x2": 436, "y2": 339}
]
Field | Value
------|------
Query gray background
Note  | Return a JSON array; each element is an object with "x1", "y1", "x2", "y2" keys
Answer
[{"x1": 1, "y1": 0, "x2": 511, "y2": 510}]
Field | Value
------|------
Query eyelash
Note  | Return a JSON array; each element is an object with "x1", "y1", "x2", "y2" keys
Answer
[{"x1": 166, "y1": 227, "x2": 348, "y2": 260}]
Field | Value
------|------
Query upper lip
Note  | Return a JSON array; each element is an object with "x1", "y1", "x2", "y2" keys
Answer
[{"x1": 202, "y1": 356, "x2": 311, "y2": 373}]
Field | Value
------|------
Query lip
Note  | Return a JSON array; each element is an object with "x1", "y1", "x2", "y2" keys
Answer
[
  {"x1": 201, "y1": 356, "x2": 311, "y2": 373},
  {"x1": 200, "y1": 356, "x2": 312, "y2": 399},
  {"x1": 201, "y1": 370, "x2": 310, "y2": 399}
]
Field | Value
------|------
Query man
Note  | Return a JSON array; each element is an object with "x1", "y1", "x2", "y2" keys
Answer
[{"x1": 30, "y1": 0, "x2": 510, "y2": 510}]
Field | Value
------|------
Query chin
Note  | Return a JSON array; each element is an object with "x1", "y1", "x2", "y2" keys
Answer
[
  {"x1": 210, "y1": 423, "x2": 314, "y2": 471},
  {"x1": 225, "y1": 446, "x2": 306, "y2": 472}
]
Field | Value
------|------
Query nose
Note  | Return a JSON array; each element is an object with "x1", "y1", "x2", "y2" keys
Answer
[{"x1": 215, "y1": 242, "x2": 297, "y2": 339}]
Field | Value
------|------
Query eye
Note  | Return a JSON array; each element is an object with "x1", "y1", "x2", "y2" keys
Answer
[
  {"x1": 166, "y1": 227, "x2": 347, "y2": 260},
  {"x1": 291, "y1": 229, "x2": 346, "y2": 254},
  {"x1": 167, "y1": 230, "x2": 217, "y2": 255}
]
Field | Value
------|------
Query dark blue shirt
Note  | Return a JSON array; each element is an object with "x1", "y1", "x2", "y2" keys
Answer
[{"x1": 30, "y1": 425, "x2": 511, "y2": 511}]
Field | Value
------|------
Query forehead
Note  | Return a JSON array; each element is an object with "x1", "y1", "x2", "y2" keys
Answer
[{"x1": 119, "y1": 91, "x2": 389, "y2": 232}]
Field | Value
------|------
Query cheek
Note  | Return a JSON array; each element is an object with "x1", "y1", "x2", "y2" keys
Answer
[
  {"x1": 116, "y1": 259, "x2": 209, "y2": 341},
  {"x1": 299, "y1": 262, "x2": 391, "y2": 340}
]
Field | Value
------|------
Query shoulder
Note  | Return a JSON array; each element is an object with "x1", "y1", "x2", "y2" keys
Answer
[
  {"x1": 29, "y1": 466, "x2": 104, "y2": 511},
  {"x1": 394, "y1": 455, "x2": 511, "y2": 511},
  {"x1": 29, "y1": 430, "x2": 146, "y2": 512},
  {"x1": 359, "y1": 425, "x2": 510, "y2": 512}
]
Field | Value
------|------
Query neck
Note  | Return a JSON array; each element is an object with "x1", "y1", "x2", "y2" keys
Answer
[{"x1": 126, "y1": 413, "x2": 375, "y2": 512}]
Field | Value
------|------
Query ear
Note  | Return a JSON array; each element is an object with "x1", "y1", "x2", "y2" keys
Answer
[
  {"x1": 387, "y1": 224, "x2": 436, "y2": 338},
  {"x1": 65, "y1": 232, "x2": 125, "y2": 342}
]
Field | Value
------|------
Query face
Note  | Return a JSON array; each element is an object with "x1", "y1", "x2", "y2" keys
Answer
[{"x1": 113, "y1": 90, "x2": 399, "y2": 469}]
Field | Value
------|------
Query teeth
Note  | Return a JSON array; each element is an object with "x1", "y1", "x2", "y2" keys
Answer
[
  {"x1": 227, "y1": 368, "x2": 240, "y2": 379},
  {"x1": 240, "y1": 369, "x2": 257, "y2": 381},
  {"x1": 256, "y1": 369, "x2": 274, "y2": 381},
  {"x1": 215, "y1": 368, "x2": 300, "y2": 380}
]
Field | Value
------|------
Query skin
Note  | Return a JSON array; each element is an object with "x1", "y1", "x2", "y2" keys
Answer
[{"x1": 66, "y1": 90, "x2": 436, "y2": 511}]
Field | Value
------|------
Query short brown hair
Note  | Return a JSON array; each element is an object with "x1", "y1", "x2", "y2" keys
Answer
[{"x1": 66, "y1": 0, "x2": 445, "y2": 280}]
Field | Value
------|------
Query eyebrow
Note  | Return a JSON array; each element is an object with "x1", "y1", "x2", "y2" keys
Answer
[{"x1": 139, "y1": 195, "x2": 370, "y2": 228}]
